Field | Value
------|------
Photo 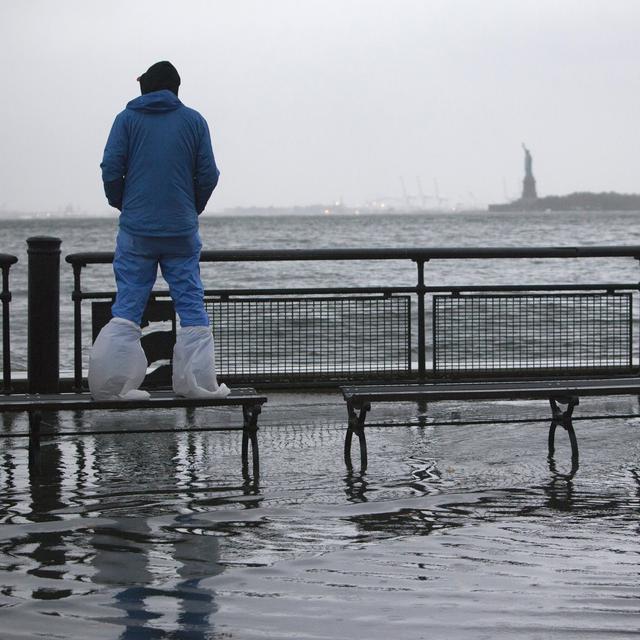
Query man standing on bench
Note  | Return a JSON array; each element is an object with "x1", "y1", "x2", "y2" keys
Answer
[{"x1": 89, "y1": 61, "x2": 229, "y2": 401}]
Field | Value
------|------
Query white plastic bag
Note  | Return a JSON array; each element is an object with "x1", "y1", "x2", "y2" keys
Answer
[
  {"x1": 88, "y1": 317, "x2": 150, "y2": 401},
  {"x1": 172, "y1": 326, "x2": 230, "y2": 398}
]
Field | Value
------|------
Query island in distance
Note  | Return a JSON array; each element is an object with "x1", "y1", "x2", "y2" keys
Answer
[{"x1": 488, "y1": 144, "x2": 640, "y2": 212}]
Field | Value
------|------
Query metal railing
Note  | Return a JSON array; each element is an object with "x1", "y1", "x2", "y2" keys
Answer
[
  {"x1": 206, "y1": 294, "x2": 412, "y2": 382},
  {"x1": 432, "y1": 292, "x2": 634, "y2": 376},
  {"x1": 65, "y1": 246, "x2": 640, "y2": 389},
  {"x1": 0, "y1": 253, "x2": 18, "y2": 393}
]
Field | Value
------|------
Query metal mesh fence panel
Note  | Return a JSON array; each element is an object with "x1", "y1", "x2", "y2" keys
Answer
[
  {"x1": 206, "y1": 295, "x2": 411, "y2": 381},
  {"x1": 433, "y1": 293, "x2": 633, "y2": 374}
]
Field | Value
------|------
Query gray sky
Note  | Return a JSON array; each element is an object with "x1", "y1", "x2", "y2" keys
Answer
[{"x1": 1, "y1": 0, "x2": 639, "y2": 213}]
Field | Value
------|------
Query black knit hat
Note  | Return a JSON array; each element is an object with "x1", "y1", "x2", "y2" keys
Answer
[{"x1": 137, "y1": 61, "x2": 181, "y2": 96}]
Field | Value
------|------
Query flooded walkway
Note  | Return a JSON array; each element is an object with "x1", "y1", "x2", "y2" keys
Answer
[{"x1": 1, "y1": 392, "x2": 639, "y2": 639}]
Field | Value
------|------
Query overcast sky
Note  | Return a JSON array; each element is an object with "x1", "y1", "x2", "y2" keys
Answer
[{"x1": 1, "y1": 0, "x2": 639, "y2": 213}]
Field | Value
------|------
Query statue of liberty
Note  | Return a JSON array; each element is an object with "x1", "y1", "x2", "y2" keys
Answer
[{"x1": 521, "y1": 143, "x2": 537, "y2": 200}]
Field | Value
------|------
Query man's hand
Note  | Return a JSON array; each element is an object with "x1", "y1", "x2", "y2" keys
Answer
[{"x1": 104, "y1": 178, "x2": 125, "y2": 211}]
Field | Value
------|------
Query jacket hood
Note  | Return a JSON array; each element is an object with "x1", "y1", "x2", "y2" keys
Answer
[
  {"x1": 138, "y1": 61, "x2": 180, "y2": 96},
  {"x1": 126, "y1": 90, "x2": 183, "y2": 113}
]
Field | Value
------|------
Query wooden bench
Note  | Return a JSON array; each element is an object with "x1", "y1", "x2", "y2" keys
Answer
[
  {"x1": 340, "y1": 291, "x2": 639, "y2": 469},
  {"x1": 0, "y1": 389, "x2": 266, "y2": 471}
]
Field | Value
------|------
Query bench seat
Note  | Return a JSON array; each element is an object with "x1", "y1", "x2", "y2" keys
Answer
[{"x1": 342, "y1": 377, "x2": 640, "y2": 404}]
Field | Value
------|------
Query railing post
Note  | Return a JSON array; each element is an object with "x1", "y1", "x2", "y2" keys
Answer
[
  {"x1": 415, "y1": 259, "x2": 427, "y2": 381},
  {"x1": 637, "y1": 257, "x2": 640, "y2": 372},
  {"x1": 2, "y1": 265, "x2": 12, "y2": 393},
  {"x1": 72, "y1": 263, "x2": 83, "y2": 391},
  {"x1": 28, "y1": 236, "x2": 61, "y2": 394}
]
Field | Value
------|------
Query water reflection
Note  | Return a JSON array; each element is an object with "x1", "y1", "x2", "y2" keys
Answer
[
  {"x1": 547, "y1": 454, "x2": 579, "y2": 481},
  {"x1": 343, "y1": 471, "x2": 369, "y2": 503},
  {"x1": 0, "y1": 414, "x2": 241, "y2": 639},
  {"x1": 1, "y1": 409, "x2": 639, "y2": 639},
  {"x1": 93, "y1": 517, "x2": 220, "y2": 639},
  {"x1": 2, "y1": 410, "x2": 17, "y2": 430},
  {"x1": 348, "y1": 506, "x2": 444, "y2": 540},
  {"x1": 27, "y1": 418, "x2": 70, "y2": 602},
  {"x1": 543, "y1": 466, "x2": 576, "y2": 512},
  {"x1": 341, "y1": 449, "x2": 638, "y2": 545}
]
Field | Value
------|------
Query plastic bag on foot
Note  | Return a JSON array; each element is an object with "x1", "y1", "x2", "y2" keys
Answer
[
  {"x1": 172, "y1": 326, "x2": 230, "y2": 398},
  {"x1": 88, "y1": 317, "x2": 150, "y2": 401}
]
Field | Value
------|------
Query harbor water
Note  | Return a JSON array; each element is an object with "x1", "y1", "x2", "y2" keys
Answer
[{"x1": 1, "y1": 210, "x2": 640, "y2": 638}]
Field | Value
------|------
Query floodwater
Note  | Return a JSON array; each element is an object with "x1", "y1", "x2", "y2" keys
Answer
[
  {"x1": 1, "y1": 211, "x2": 640, "y2": 638},
  {"x1": 1, "y1": 392, "x2": 639, "y2": 639},
  {"x1": 2, "y1": 209, "x2": 640, "y2": 372}
]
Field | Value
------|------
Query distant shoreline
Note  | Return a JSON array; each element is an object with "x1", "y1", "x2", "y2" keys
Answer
[
  {"x1": 489, "y1": 191, "x2": 640, "y2": 212},
  {"x1": 2, "y1": 205, "x2": 640, "y2": 221},
  {"x1": 0, "y1": 208, "x2": 481, "y2": 220}
]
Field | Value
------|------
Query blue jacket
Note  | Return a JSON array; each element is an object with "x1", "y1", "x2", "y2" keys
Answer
[{"x1": 101, "y1": 90, "x2": 219, "y2": 237}]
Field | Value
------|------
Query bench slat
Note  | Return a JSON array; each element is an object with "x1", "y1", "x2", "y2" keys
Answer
[
  {"x1": 342, "y1": 377, "x2": 640, "y2": 403},
  {"x1": 0, "y1": 389, "x2": 266, "y2": 412}
]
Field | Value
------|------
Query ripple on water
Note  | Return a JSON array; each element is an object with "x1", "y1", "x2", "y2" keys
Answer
[
  {"x1": 207, "y1": 518, "x2": 640, "y2": 640},
  {"x1": 0, "y1": 406, "x2": 639, "y2": 639}
]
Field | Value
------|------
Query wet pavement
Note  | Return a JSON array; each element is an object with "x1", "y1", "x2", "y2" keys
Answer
[{"x1": 1, "y1": 390, "x2": 639, "y2": 639}]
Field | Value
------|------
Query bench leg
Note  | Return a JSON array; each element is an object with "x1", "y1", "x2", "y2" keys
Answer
[
  {"x1": 416, "y1": 400, "x2": 428, "y2": 428},
  {"x1": 185, "y1": 406, "x2": 196, "y2": 427},
  {"x1": 548, "y1": 397, "x2": 579, "y2": 465},
  {"x1": 345, "y1": 400, "x2": 369, "y2": 471},
  {"x1": 242, "y1": 404, "x2": 261, "y2": 476},
  {"x1": 28, "y1": 410, "x2": 42, "y2": 469}
]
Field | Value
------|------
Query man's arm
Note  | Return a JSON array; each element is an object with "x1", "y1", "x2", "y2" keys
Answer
[
  {"x1": 100, "y1": 113, "x2": 128, "y2": 210},
  {"x1": 194, "y1": 118, "x2": 220, "y2": 214}
]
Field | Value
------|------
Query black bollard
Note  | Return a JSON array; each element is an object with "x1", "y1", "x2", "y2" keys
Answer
[{"x1": 28, "y1": 236, "x2": 61, "y2": 394}]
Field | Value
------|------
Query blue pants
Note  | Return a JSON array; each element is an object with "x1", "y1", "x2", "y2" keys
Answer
[{"x1": 112, "y1": 230, "x2": 209, "y2": 327}]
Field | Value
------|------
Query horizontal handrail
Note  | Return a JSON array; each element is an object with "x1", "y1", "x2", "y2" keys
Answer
[
  {"x1": 74, "y1": 286, "x2": 414, "y2": 300},
  {"x1": 71, "y1": 282, "x2": 640, "y2": 302},
  {"x1": 66, "y1": 245, "x2": 640, "y2": 267}
]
